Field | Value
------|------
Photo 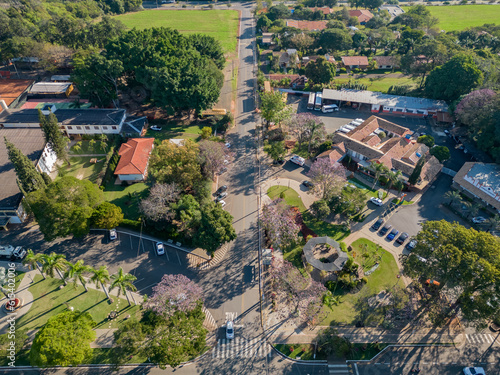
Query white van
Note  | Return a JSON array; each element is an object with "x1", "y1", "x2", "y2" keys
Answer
[{"x1": 322, "y1": 104, "x2": 339, "y2": 113}]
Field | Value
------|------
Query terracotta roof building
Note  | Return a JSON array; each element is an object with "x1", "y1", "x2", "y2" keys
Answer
[
  {"x1": 286, "y1": 20, "x2": 327, "y2": 31},
  {"x1": 329, "y1": 116, "x2": 442, "y2": 185},
  {"x1": 348, "y1": 9, "x2": 374, "y2": 24},
  {"x1": 308, "y1": 7, "x2": 333, "y2": 15},
  {"x1": 0, "y1": 79, "x2": 34, "y2": 112},
  {"x1": 452, "y1": 162, "x2": 500, "y2": 214},
  {"x1": 114, "y1": 138, "x2": 155, "y2": 182},
  {"x1": 373, "y1": 56, "x2": 400, "y2": 69},
  {"x1": 341, "y1": 56, "x2": 369, "y2": 70}
]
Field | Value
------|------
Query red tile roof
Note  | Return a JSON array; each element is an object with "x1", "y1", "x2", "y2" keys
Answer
[
  {"x1": 115, "y1": 138, "x2": 155, "y2": 176},
  {"x1": 341, "y1": 56, "x2": 369, "y2": 67},
  {"x1": 348, "y1": 9, "x2": 374, "y2": 23},
  {"x1": 286, "y1": 20, "x2": 327, "y2": 31},
  {"x1": 309, "y1": 7, "x2": 333, "y2": 15}
]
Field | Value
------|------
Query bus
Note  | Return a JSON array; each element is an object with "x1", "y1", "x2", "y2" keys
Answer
[
  {"x1": 307, "y1": 92, "x2": 316, "y2": 110},
  {"x1": 314, "y1": 92, "x2": 322, "y2": 111}
]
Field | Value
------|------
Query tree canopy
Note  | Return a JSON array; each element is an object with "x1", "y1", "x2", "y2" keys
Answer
[
  {"x1": 305, "y1": 56, "x2": 336, "y2": 85},
  {"x1": 91, "y1": 202, "x2": 124, "y2": 229},
  {"x1": 402, "y1": 220, "x2": 500, "y2": 325},
  {"x1": 30, "y1": 311, "x2": 96, "y2": 367},
  {"x1": 27, "y1": 176, "x2": 104, "y2": 241},
  {"x1": 318, "y1": 29, "x2": 353, "y2": 52}
]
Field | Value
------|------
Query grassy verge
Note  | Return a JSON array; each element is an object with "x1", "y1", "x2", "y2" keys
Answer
[
  {"x1": 274, "y1": 343, "x2": 327, "y2": 360},
  {"x1": 145, "y1": 121, "x2": 205, "y2": 142},
  {"x1": 402, "y1": 4, "x2": 500, "y2": 31},
  {"x1": 69, "y1": 140, "x2": 109, "y2": 155},
  {"x1": 17, "y1": 275, "x2": 142, "y2": 331},
  {"x1": 115, "y1": 9, "x2": 240, "y2": 53},
  {"x1": 347, "y1": 343, "x2": 389, "y2": 360},
  {"x1": 60, "y1": 157, "x2": 106, "y2": 184},
  {"x1": 348, "y1": 178, "x2": 386, "y2": 199},
  {"x1": 267, "y1": 185, "x2": 306, "y2": 211},
  {"x1": 103, "y1": 182, "x2": 149, "y2": 220},
  {"x1": 321, "y1": 238, "x2": 402, "y2": 326},
  {"x1": 391, "y1": 198, "x2": 414, "y2": 205}
]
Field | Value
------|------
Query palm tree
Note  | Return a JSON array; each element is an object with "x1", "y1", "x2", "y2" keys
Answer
[
  {"x1": 64, "y1": 260, "x2": 92, "y2": 292},
  {"x1": 370, "y1": 161, "x2": 388, "y2": 190},
  {"x1": 91, "y1": 265, "x2": 111, "y2": 301},
  {"x1": 487, "y1": 214, "x2": 500, "y2": 232},
  {"x1": 22, "y1": 249, "x2": 46, "y2": 280},
  {"x1": 41, "y1": 252, "x2": 68, "y2": 285},
  {"x1": 467, "y1": 203, "x2": 482, "y2": 220},
  {"x1": 444, "y1": 190, "x2": 463, "y2": 208},
  {"x1": 385, "y1": 170, "x2": 401, "y2": 194},
  {"x1": 109, "y1": 267, "x2": 137, "y2": 306}
]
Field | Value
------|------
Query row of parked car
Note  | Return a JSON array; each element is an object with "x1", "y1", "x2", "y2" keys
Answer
[
  {"x1": 371, "y1": 218, "x2": 417, "y2": 249},
  {"x1": 214, "y1": 185, "x2": 228, "y2": 207}
]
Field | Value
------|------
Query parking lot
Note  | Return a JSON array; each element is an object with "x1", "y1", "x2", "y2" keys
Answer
[{"x1": 0, "y1": 226, "x2": 197, "y2": 295}]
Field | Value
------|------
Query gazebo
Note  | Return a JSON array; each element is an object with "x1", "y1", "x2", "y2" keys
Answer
[{"x1": 303, "y1": 236, "x2": 348, "y2": 273}]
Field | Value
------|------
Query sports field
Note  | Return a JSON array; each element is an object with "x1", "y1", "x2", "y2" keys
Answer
[
  {"x1": 402, "y1": 5, "x2": 500, "y2": 31},
  {"x1": 115, "y1": 9, "x2": 239, "y2": 53}
]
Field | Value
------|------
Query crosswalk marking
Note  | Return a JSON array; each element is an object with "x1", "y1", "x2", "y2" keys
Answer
[
  {"x1": 225, "y1": 312, "x2": 238, "y2": 322},
  {"x1": 328, "y1": 364, "x2": 350, "y2": 374},
  {"x1": 213, "y1": 337, "x2": 271, "y2": 359},
  {"x1": 466, "y1": 334, "x2": 498, "y2": 345}
]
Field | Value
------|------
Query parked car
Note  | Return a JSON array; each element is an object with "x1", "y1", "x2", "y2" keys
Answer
[
  {"x1": 472, "y1": 216, "x2": 486, "y2": 224},
  {"x1": 379, "y1": 224, "x2": 392, "y2": 236},
  {"x1": 155, "y1": 242, "x2": 165, "y2": 256},
  {"x1": 219, "y1": 200, "x2": 227, "y2": 208},
  {"x1": 386, "y1": 228, "x2": 399, "y2": 241},
  {"x1": 109, "y1": 229, "x2": 117, "y2": 241},
  {"x1": 302, "y1": 180, "x2": 314, "y2": 188},
  {"x1": 215, "y1": 192, "x2": 228, "y2": 202},
  {"x1": 463, "y1": 367, "x2": 485, "y2": 375},
  {"x1": 225, "y1": 142, "x2": 231, "y2": 148},
  {"x1": 218, "y1": 166, "x2": 228, "y2": 175},
  {"x1": 273, "y1": 158, "x2": 284, "y2": 165},
  {"x1": 370, "y1": 197, "x2": 383, "y2": 206},
  {"x1": 290, "y1": 155, "x2": 305, "y2": 166},
  {"x1": 371, "y1": 218, "x2": 384, "y2": 231},
  {"x1": 215, "y1": 185, "x2": 228, "y2": 195},
  {"x1": 396, "y1": 232, "x2": 409, "y2": 245},
  {"x1": 150, "y1": 125, "x2": 162, "y2": 131},
  {"x1": 406, "y1": 239, "x2": 417, "y2": 251},
  {"x1": 226, "y1": 320, "x2": 234, "y2": 340}
]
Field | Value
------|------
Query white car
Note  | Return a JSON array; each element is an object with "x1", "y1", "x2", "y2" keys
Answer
[
  {"x1": 290, "y1": 155, "x2": 305, "y2": 166},
  {"x1": 109, "y1": 229, "x2": 117, "y2": 241},
  {"x1": 472, "y1": 216, "x2": 486, "y2": 224},
  {"x1": 225, "y1": 142, "x2": 231, "y2": 148},
  {"x1": 370, "y1": 197, "x2": 383, "y2": 206},
  {"x1": 218, "y1": 200, "x2": 226, "y2": 208},
  {"x1": 463, "y1": 367, "x2": 485, "y2": 375},
  {"x1": 150, "y1": 125, "x2": 162, "y2": 131},
  {"x1": 226, "y1": 320, "x2": 234, "y2": 340},
  {"x1": 155, "y1": 242, "x2": 165, "y2": 256}
]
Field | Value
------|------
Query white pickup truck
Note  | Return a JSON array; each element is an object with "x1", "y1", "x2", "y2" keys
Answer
[{"x1": 0, "y1": 245, "x2": 27, "y2": 261}]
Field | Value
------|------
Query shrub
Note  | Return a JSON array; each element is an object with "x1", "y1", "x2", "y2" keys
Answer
[
  {"x1": 339, "y1": 67, "x2": 347, "y2": 73},
  {"x1": 318, "y1": 140, "x2": 332, "y2": 154},
  {"x1": 120, "y1": 219, "x2": 141, "y2": 230},
  {"x1": 417, "y1": 135, "x2": 435, "y2": 148},
  {"x1": 101, "y1": 151, "x2": 120, "y2": 186},
  {"x1": 339, "y1": 242, "x2": 348, "y2": 253}
]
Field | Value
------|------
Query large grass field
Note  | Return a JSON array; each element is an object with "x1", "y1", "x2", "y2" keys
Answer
[
  {"x1": 402, "y1": 5, "x2": 500, "y2": 31},
  {"x1": 115, "y1": 9, "x2": 239, "y2": 53},
  {"x1": 333, "y1": 76, "x2": 417, "y2": 94}
]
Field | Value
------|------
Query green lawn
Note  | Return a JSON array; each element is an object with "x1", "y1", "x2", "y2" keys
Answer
[
  {"x1": 115, "y1": 9, "x2": 239, "y2": 53},
  {"x1": 17, "y1": 275, "x2": 142, "y2": 331},
  {"x1": 391, "y1": 198, "x2": 414, "y2": 205},
  {"x1": 60, "y1": 157, "x2": 106, "y2": 184},
  {"x1": 266, "y1": 186, "x2": 349, "y2": 241},
  {"x1": 348, "y1": 178, "x2": 386, "y2": 199},
  {"x1": 333, "y1": 76, "x2": 417, "y2": 94},
  {"x1": 274, "y1": 344, "x2": 326, "y2": 360},
  {"x1": 321, "y1": 238, "x2": 402, "y2": 326},
  {"x1": 69, "y1": 140, "x2": 109, "y2": 155},
  {"x1": 103, "y1": 182, "x2": 149, "y2": 220},
  {"x1": 402, "y1": 4, "x2": 500, "y2": 31},
  {"x1": 145, "y1": 121, "x2": 205, "y2": 142}
]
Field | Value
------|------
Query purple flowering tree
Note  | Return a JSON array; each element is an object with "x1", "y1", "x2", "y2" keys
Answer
[
  {"x1": 455, "y1": 89, "x2": 497, "y2": 126},
  {"x1": 308, "y1": 158, "x2": 347, "y2": 200},
  {"x1": 269, "y1": 258, "x2": 327, "y2": 325},
  {"x1": 144, "y1": 274, "x2": 203, "y2": 318},
  {"x1": 261, "y1": 198, "x2": 300, "y2": 250}
]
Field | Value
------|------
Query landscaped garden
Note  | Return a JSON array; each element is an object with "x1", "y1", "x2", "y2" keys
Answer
[
  {"x1": 115, "y1": 9, "x2": 240, "y2": 54},
  {"x1": 16, "y1": 275, "x2": 141, "y2": 331},
  {"x1": 321, "y1": 238, "x2": 403, "y2": 326},
  {"x1": 60, "y1": 157, "x2": 106, "y2": 184}
]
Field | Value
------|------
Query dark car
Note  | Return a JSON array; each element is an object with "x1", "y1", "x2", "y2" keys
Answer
[
  {"x1": 302, "y1": 180, "x2": 314, "y2": 188},
  {"x1": 371, "y1": 218, "x2": 384, "y2": 231},
  {"x1": 218, "y1": 166, "x2": 228, "y2": 175},
  {"x1": 215, "y1": 185, "x2": 228, "y2": 195},
  {"x1": 396, "y1": 232, "x2": 409, "y2": 245},
  {"x1": 273, "y1": 158, "x2": 284, "y2": 165},
  {"x1": 379, "y1": 224, "x2": 392, "y2": 236},
  {"x1": 386, "y1": 228, "x2": 399, "y2": 241}
]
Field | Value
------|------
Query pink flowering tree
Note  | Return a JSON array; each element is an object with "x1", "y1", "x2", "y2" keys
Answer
[
  {"x1": 269, "y1": 258, "x2": 327, "y2": 325},
  {"x1": 199, "y1": 140, "x2": 226, "y2": 180},
  {"x1": 308, "y1": 158, "x2": 347, "y2": 200},
  {"x1": 144, "y1": 274, "x2": 203, "y2": 318},
  {"x1": 261, "y1": 198, "x2": 300, "y2": 250},
  {"x1": 455, "y1": 89, "x2": 497, "y2": 126}
]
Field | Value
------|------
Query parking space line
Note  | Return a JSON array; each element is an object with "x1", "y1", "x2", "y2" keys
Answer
[
  {"x1": 164, "y1": 247, "x2": 170, "y2": 261},
  {"x1": 176, "y1": 250, "x2": 182, "y2": 265},
  {"x1": 129, "y1": 234, "x2": 133, "y2": 250}
]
